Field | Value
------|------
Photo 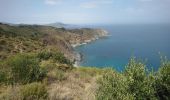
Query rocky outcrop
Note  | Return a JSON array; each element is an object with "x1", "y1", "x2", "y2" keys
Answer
[{"x1": 68, "y1": 28, "x2": 108, "y2": 47}]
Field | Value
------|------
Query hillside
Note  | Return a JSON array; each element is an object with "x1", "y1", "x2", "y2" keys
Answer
[
  {"x1": 0, "y1": 23, "x2": 169, "y2": 100},
  {"x1": 0, "y1": 23, "x2": 107, "y2": 62}
]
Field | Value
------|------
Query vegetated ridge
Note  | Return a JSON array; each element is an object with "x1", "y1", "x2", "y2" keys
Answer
[
  {"x1": 0, "y1": 22, "x2": 169, "y2": 100},
  {"x1": 0, "y1": 22, "x2": 108, "y2": 62}
]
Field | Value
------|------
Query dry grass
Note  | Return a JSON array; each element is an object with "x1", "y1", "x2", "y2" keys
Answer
[
  {"x1": 47, "y1": 67, "x2": 102, "y2": 100},
  {"x1": 0, "y1": 85, "x2": 21, "y2": 100},
  {"x1": 0, "y1": 67, "x2": 104, "y2": 100}
]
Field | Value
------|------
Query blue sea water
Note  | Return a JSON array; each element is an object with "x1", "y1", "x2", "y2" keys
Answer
[{"x1": 75, "y1": 24, "x2": 170, "y2": 71}]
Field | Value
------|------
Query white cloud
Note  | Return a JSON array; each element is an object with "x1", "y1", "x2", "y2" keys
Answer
[
  {"x1": 45, "y1": 0, "x2": 62, "y2": 5},
  {"x1": 80, "y1": 0, "x2": 113, "y2": 9}
]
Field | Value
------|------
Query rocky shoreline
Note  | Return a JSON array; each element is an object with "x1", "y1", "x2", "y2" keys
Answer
[
  {"x1": 0, "y1": 23, "x2": 109, "y2": 67},
  {"x1": 72, "y1": 29, "x2": 109, "y2": 67},
  {"x1": 73, "y1": 52, "x2": 83, "y2": 67}
]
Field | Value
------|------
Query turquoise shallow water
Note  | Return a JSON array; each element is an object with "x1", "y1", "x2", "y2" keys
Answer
[{"x1": 75, "y1": 24, "x2": 170, "y2": 71}]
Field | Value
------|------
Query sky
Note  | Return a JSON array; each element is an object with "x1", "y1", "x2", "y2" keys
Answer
[{"x1": 0, "y1": 0, "x2": 170, "y2": 24}]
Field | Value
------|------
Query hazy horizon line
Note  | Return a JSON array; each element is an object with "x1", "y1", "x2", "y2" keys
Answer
[{"x1": 1, "y1": 21, "x2": 170, "y2": 26}]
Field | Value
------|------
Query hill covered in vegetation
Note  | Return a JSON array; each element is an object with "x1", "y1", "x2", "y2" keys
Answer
[
  {"x1": 0, "y1": 23, "x2": 169, "y2": 100},
  {"x1": 0, "y1": 23, "x2": 107, "y2": 62}
]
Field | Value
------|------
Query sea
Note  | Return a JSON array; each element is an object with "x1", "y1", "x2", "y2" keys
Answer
[{"x1": 74, "y1": 24, "x2": 170, "y2": 71}]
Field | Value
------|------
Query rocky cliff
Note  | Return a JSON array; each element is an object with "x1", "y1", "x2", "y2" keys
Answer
[
  {"x1": 0, "y1": 23, "x2": 108, "y2": 63},
  {"x1": 68, "y1": 28, "x2": 108, "y2": 47}
]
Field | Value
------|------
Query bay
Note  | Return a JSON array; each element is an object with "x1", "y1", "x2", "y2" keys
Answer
[{"x1": 75, "y1": 24, "x2": 170, "y2": 71}]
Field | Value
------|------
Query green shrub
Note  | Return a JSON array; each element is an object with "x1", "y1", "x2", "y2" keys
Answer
[
  {"x1": 0, "y1": 61, "x2": 10, "y2": 84},
  {"x1": 20, "y1": 82, "x2": 48, "y2": 100},
  {"x1": 96, "y1": 69, "x2": 134, "y2": 100},
  {"x1": 40, "y1": 60, "x2": 56, "y2": 72},
  {"x1": 0, "y1": 71, "x2": 7, "y2": 84},
  {"x1": 155, "y1": 58, "x2": 170, "y2": 99},
  {"x1": 37, "y1": 51, "x2": 52, "y2": 60},
  {"x1": 0, "y1": 54, "x2": 46, "y2": 84},
  {"x1": 37, "y1": 51, "x2": 72, "y2": 65},
  {"x1": 96, "y1": 58, "x2": 157, "y2": 100},
  {"x1": 55, "y1": 70, "x2": 66, "y2": 81},
  {"x1": 124, "y1": 58, "x2": 156, "y2": 100}
]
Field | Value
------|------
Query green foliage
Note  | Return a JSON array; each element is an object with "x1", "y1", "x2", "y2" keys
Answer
[
  {"x1": 37, "y1": 51, "x2": 53, "y2": 60},
  {"x1": 0, "y1": 71, "x2": 7, "y2": 84},
  {"x1": 0, "y1": 54, "x2": 46, "y2": 84},
  {"x1": 0, "y1": 36, "x2": 43, "y2": 60},
  {"x1": 37, "y1": 51, "x2": 72, "y2": 65},
  {"x1": 76, "y1": 67, "x2": 104, "y2": 77},
  {"x1": 96, "y1": 69, "x2": 134, "y2": 100},
  {"x1": 0, "y1": 24, "x2": 43, "y2": 39},
  {"x1": 96, "y1": 58, "x2": 170, "y2": 100},
  {"x1": 124, "y1": 58, "x2": 156, "y2": 100},
  {"x1": 20, "y1": 82, "x2": 48, "y2": 100},
  {"x1": 154, "y1": 57, "x2": 170, "y2": 100},
  {"x1": 55, "y1": 70, "x2": 66, "y2": 81}
]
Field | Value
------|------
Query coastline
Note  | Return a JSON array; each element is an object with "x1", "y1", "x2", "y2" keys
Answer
[
  {"x1": 73, "y1": 52, "x2": 82, "y2": 67},
  {"x1": 71, "y1": 34, "x2": 110, "y2": 48},
  {"x1": 72, "y1": 32, "x2": 109, "y2": 67}
]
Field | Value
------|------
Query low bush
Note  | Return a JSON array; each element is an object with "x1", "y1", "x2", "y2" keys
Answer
[
  {"x1": 124, "y1": 58, "x2": 156, "y2": 99},
  {"x1": 155, "y1": 58, "x2": 170, "y2": 99},
  {"x1": 96, "y1": 69, "x2": 134, "y2": 100},
  {"x1": 96, "y1": 57, "x2": 170, "y2": 100},
  {"x1": 0, "y1": 71, "x2": 7, "y2": 84},
  {"x1": 37, "y1": 51, "x2": 72, "y2": 65},
  {"x1": 55, "y1": 70, "x2": 66, "y2": 81},
  {"x1": 0, "y1": 54, "x2": 46, "y2": 84}
]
